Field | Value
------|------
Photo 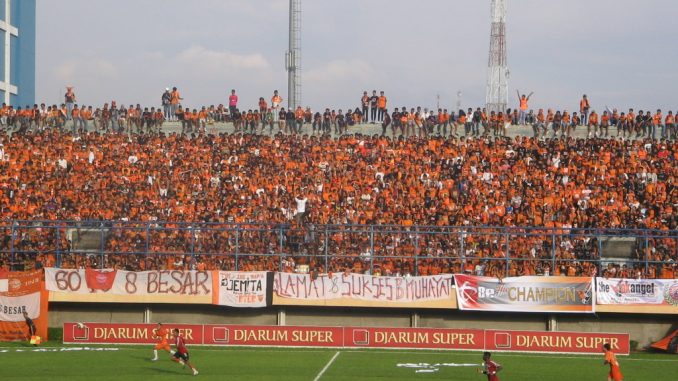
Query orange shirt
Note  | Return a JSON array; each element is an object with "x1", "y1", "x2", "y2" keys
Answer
[
  {"x1": 580, "y1": 98, "x2": 589, "y2": 113},
  {"x1": 155, "y1": 327, "x2": 168, "y2": 343},
  {"x1": 653, "y1": 113, "x2": 662, "y2": 125},
  {"x1": 589, "y1": 112, "x2": 598, "y2": 124},
  {"x1": 604, "y1": 350, "x2": 623, "y2": 380}
]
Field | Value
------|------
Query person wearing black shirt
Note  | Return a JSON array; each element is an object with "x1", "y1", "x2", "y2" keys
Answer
[
  {"x1": 337, "y1": 110, "x2": 346, "y2": 135},
  {"x1": 322, "y1": 108, "x2": 331, "y2": 134},
  {"x1": 392, "y1": 109, "x2": 401, "y2": 136},
  {"x1": 286, "y1": 109, "x2": 295, "y2": 134},
  {"x1": 382, "y1": 109, "x2": 391, "y2": 136},
  {"x1": 23, "y1": 311, "x2": 37, "y2": 345},
  {"x1": 360, "y1": 91, "x2": 369, "y2": 123},
  {"x1": 369, "y1": 90, "x2": 379, "y2": 123}
]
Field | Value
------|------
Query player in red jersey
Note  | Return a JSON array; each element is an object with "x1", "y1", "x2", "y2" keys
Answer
[
  {"x1": 151, "y1": 323, "x2": 174, "y2": 361},
  {"x1": 602, "y1": 343, "x2": 623, "y2": 381},
  {"x1": 172, "y1": 328, "x2": 199, "y2": 376},
  {"x1": 478, "y1": 352, "x2": 502, "y2": 381}
]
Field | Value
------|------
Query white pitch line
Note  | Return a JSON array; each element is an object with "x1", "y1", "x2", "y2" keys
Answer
[
  {"x1": 342, "y1": 350, "x2": 678, "y2": 362},
  {"x1": 313, "y1": 351, "x2": 341, "y2": 381}
]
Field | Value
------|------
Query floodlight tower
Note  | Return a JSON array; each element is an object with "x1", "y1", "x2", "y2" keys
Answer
[
  {"x1": 286, "y1": 0, "x2": 301, "y2": 110},
  {"x1": 485, "y1": 0, "x2": 508, "y2": 114}
]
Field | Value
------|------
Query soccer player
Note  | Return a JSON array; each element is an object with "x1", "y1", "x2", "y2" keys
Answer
[
  {"x1": 478, "y1": 352, "x2": 502, "y2": 381},
  {"x1": 602, "y1": 343, "x2": 623, "y2": 381},
  {"x1": 151, "y1": 323, "x2": 174, "y2": 361},
  {"x1": 172, "y1": 328, "x2": 199, "y2": 376}
]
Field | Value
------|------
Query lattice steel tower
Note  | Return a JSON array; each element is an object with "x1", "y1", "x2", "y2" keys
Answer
[
  {"x1": 286, "y1": 0, "x2": 301, "y2": 110},
  {"x1": 485, "y1": 0, "x2": 508, "y2": 114}
]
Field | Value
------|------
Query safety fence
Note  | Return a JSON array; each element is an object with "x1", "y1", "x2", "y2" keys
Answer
[{"x1": 1, "y1": 220, "x2": 676, "y2": 277}]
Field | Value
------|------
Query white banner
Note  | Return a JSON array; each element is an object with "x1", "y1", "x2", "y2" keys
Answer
[
  {"x1": 273, "y1": 272, "x2": 454, "y2": 302},
  {"x1": 596, "y1": 278, "x2": 678, "y2": 306},
  {"x1": 45, "y1": 268, "x2": 212, "y2": 297},
  {"x1": 215, "y1": 271, "x2": 268, "y2": 307},
  {"x1": 0, "y1": 292, "x2": 40, "y2": 321}
]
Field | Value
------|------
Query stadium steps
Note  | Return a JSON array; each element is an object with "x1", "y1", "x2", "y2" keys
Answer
[
  {"x1": 600, "y1": 236, "x2": 636, "y2": 259},
  {"x1": 67, "y1": 227, "x2": 108, "y2": 253}
]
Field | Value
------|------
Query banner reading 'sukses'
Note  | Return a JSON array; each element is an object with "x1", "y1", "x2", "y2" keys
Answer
[
  {"x1": 454, "y1": 275, "x2": 595, "y2": 313},
  {"x1": 273, "y1": 272, "x2": 456, "y2": 308}
]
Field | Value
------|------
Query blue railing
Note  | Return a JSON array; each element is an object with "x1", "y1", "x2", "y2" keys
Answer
[{"x1": 1, "y1": 220, "x2": 676, "y2": 277}]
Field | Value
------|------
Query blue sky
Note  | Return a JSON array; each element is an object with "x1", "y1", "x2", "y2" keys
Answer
[{"x1": 36, "y1": 0, "x2": 678, "y2": 112}]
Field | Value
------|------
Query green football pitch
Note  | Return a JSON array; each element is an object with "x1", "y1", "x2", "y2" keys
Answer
[{"x1": 0, "y1": 342, "x2": 677, "y2": 380}]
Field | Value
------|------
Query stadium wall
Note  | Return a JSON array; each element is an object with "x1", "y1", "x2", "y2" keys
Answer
[{"x1": 48, "y1": 303, "x2": 675, "y2": 348}]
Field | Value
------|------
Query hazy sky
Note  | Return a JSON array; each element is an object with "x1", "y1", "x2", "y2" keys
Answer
[{"x1": 37, "y1": 0, "x2": 678, "y2": 112}]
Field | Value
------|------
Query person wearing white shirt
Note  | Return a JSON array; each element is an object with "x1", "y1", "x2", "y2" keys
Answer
[{"x1": 295, "y1": 194, "x2": 308, "y2": 223}]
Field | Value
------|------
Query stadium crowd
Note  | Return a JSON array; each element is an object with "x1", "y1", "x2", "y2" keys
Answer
[
  {"x1": 2, "y1": 89, "x2": 677, "y2": 140},
  {"x1": 0, "y1": 90, "x2": 676, "y2": 279}
]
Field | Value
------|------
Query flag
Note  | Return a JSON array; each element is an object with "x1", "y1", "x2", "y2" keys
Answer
[
  {"x1": 85, "y1": 269, "x2": 117, "y2": 291},
  {"x1": 0, "y1": 269, "x2": 8, "y2": 293}
]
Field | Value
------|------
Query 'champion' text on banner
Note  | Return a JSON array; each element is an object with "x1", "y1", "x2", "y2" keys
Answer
[{"x1": 454, "y1": 275, "x2": 595, "y2": 313}]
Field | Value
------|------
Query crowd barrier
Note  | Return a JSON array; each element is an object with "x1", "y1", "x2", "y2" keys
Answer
[{"x1": 2, "y1": 221, "x2": 677, "y2": 277}]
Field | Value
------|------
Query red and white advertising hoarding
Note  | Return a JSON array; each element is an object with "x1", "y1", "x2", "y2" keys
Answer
[{"x1": 63, "y1": 323, "x2": 628, "y2": 354}]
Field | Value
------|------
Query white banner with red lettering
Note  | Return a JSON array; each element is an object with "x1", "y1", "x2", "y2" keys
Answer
[
  {"x1": 596, "y1": 278, "x2": 678, "y2": 306},
  {"x1": 45, "y1": 268, "x2": 212, "y2": 297},
  {"x1": 212, "y1": 271, "x2": 269, "y2": 307},
  {"x1": 273, "y1": 272, "x2": 454, "y2": 302}
]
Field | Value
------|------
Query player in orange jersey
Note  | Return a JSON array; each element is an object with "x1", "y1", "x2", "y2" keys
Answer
[
  {"x1": 602, "y1": 343, "x2": 623, "y2": 381},
  {"x1": 151, "y1": 322, "x2": 175, "y2": 361}
]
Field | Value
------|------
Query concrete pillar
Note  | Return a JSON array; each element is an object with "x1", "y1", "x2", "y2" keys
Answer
[{"x1": 277, "y1": 309, "x2": 286, "y2": 326}]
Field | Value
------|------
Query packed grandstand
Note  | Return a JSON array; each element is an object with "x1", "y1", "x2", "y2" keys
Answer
[{"x1": 0, "y1": 92, "x2": 676, "y2": 281}]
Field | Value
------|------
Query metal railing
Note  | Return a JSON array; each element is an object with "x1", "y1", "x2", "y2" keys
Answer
[{"x1": 1, "y1": 220, "x2": 676, "y2": 277}]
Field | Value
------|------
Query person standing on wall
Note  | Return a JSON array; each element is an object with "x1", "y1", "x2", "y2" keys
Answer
[
  {"x1": 361, "y1": 91, "x2": 369, "y2": 123},
  {"x1": 377, "y1": 91, "x2": 387, "y2": 122},
  {"x1": 65, "y1": 86, "x2": 76, "y2": 122},
  {"x1": 580, "y1": 94, "x2": 590, "y2": 126},
  {"x1": 228, "y1": 89, "x2": 238, "y2": 117},
  {"x1": 161, "y1": 88, "x2": 172, "y2": 121},
  {"x1": 516, "y1": 90, "x2": 533, "y2": 125},
  {"x1": 170, "y1": 87, "x2": 182, "y2": 121},
  {"x1": 370, "y1": 90, "x2": 379, "y2": 123},
  {"x1": 271, "y1": 90, "x2": 283, "y2": 125}
]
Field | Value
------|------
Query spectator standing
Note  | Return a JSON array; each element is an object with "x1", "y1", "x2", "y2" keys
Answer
[
  {"x1": 370, "y1": 90, "x2": 379, "y2": 123},
  {"x1": 228, "y1": 89, "x2": 238, "y2": 116},
  {"x1": 161, "y1": 88, "x2": 171, "y2": 120},
  {"x1": 64, "y1": 86, "x2": 76, "y2": 121},
  {"x1": 361, "y1": 91, "x2": 369, "y2": 123},
  {"x1": 271, "y1": 90, "x2": 283, "y2": 123},
  {"x1": 516, "y1": 90, "x2": 533, "y2": 125},
  {"x1": 170, "y1": 87, "x2": 182, "y2": 120},
  {"x1": 580, "y1": 94, "x2": 590, "y2": 126},
  {"x1": 377, "y1": 91, "x2": 387, "y2": 122}
]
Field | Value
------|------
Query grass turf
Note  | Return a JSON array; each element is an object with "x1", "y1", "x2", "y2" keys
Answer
[{"x1": 0, "y1": 341, "x2": 677, "y2": 380}]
